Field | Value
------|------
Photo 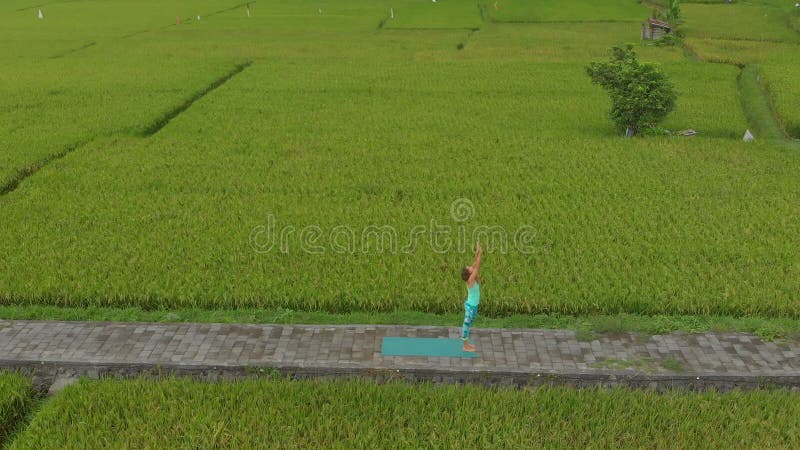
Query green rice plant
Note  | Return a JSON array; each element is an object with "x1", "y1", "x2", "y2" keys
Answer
[
  {"x1": 0, "y1": 56, "x2": 242, "y2": 190},
  {"x1": 2, "y1": 50, "x2": 789, "y2": 317},
  {"x1": 676, "y1": 37, "x2": 800, "y2": 139},
  {"x1": 661, "y1": 61, "x2": 747, "y2": 137},
  {"x1": 0, "y1": 372, "x2": 33, "y2": 445},
  {"x1": 384, "y1": 0, "x2": 482, "y2": 30},
  {"x1": 0, "y1": 0, "x2": 389, "y2": 189},
  {"x1": 422, "y1": 22, "x2": 686, "y2": 63},
  {"x1": 1, "y1": 133, "x2": 798, "y2": 317},
  {"x1": 760, "y1": 62, "x2": 800, "y2": 138},
  {"x1": 682, "y1": 38, "x2": 796, "y2": 65},
  {"x1": 486, "y1": 0, "x2": 648, "y2": 23},
  {"x1": 8, "y1": 377, "x2": 800, "y2": 449},
  {"x1": 0, "y1": 0, "x2": 242, "y2": 58},
  {"x1": 682, "y1": 3, "x2": 800, "y2": 43},
  {"x1": 0, "y1": 0, "x2": 798, "y2": 319}
]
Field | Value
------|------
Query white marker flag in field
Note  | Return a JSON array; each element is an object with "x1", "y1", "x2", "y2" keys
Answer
[
  {"x1": 38, "y1": 9, "x2": 43, "y2": 19},
  {"x1": 743, "y1": 129, "x2": 755, "y2": 142}
]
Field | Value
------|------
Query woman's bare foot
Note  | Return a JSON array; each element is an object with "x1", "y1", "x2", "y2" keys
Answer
[{"x1": 463, "y1": 341, "x2": 476, "y2": 352}]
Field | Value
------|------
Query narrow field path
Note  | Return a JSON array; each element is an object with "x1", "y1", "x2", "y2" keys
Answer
[{"x1": 1, "y1": 321, "x2": 798, "y2": 392}]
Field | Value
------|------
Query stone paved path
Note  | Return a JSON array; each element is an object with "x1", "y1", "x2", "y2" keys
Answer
[{"x1": 1, "y1": 321, "x2": 798, "y2": 390}]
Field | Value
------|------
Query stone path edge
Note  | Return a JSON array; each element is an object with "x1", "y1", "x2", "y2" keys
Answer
[
  {"x1": 4, "y1": 360, "x2": 799, "y2": 395},
  {"x1": 3, "y1": 320, "x2": 798, "y2": 394}
]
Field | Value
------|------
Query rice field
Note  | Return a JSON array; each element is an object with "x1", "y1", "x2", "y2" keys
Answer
[
  {"x1": 384, "y1": 0, "x2": 482, "y2": 29},
  {"x1": 486, "y1": 0, "x2": 646, "y2": 23},
  {"x1": 681, "y1": 0, "x2": 800, "y2": 139},
  {"x1": 0, "y1": 57, "x2": 240, "y2": 189},
  {"x1": 3, "y1": 2, "x2": 800, "y2": 447},
  {"x1": 681, "y1": 38, "x2": 800, "y2": 138},
  {"x1": 682, "y1": 2, "x2": 800, "y2": 43},
  {"x1": 0, "y1": 372, "x2": 32, "y2": 444},
  {"x1": 0, "y1": 0, "x2": 799, "y2": 318},
  {"x1": 6, "y1": 377, "x2": 800, "y2": 449}
]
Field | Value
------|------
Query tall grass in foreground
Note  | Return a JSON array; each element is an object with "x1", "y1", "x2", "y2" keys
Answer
[
  {"x1": 8, "y1": 377, "x2": 800, "y2": 449},
  {"x1": 0, "y1": 372, "x2": 33, "y2": 445}
]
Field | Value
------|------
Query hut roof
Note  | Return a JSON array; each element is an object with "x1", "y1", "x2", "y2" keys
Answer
[{"x1": 647, "y1": 18, "x2": 672, "y2": 30}]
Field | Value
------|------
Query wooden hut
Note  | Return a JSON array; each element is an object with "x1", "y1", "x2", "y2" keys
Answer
[{"x1": 641, "y1": 18, "x2": 672, "y2": 40}]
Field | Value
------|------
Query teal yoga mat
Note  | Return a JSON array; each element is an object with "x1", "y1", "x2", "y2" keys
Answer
[{"x1": 381, "y1": 337, "x2": 478, "y2": 358}]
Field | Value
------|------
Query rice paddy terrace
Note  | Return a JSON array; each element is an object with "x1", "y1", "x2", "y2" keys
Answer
[{"x1": 1, "y1": 0, "x2": 800, "y2": 447}]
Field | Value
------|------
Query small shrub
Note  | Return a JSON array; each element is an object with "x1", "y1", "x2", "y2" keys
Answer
[{"x1": 654, "y1": 33, "x2": 683, "y2": 47}]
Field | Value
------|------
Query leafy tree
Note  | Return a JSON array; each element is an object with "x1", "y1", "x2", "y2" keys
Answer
[
  {"x1": 664, "y1": 0, "x2": 683, "y2": 26},
  {"x1": 586, "y1": 44, "x2": 676, "y2": 137}
]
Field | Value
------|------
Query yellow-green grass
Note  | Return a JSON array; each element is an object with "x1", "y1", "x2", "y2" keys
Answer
[
  {"x1": 0, "y1": 0, "x2": 798, "y2": 319},
  {"x1": 2, "y1": 132, "x2": 797, "y2": 316},
  {"x1": 384, "y1": 0, "x2": 482, "y2": 30},
  {"x1": 0, "y1": 0, "x2": 395, "y2": 190},
  {"x1": 0, "y1": 56, "x2": 242, "y2": 190},
  {"x1": 3, "y1": 305, "x2": 800, "y2": 341},
  {"x1": 417, "y1": 22, "x2": 686, "y2": 62},
  {"x1": 0, "y1": 0, "x2": 244, "y2": 58},
  {"x1": 682, "y1": 3, "x2": 800, "y2": 43},
  {"x1": 679, "y1": 38, "x2": 800, "y2": 139},
  {"x1": 0, "y1": 372, "x2": 33, "y2": 445},
  {"x1": 7, "y1": 377, "x2": 800, "y2": 449},
  {"x1": 683, "y1": 38, "x2": 799, "y2": 65},
  {"x1": 661, "y1": 61, "x2": 747, "y2": 137},
  {"x1": 486, "y1": 0, "x2": 647, "y2": 23},
  {"x1": 761, "y1": 62, "x2": 800, "y2": 138},
  {"x1": 0, "y1": 49, "x2": 776, "y2": 317}
]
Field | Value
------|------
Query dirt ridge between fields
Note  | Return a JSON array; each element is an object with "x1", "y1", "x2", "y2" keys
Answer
[{"x1": 139, "y1": 61, "x2": 253, "y2": 137}]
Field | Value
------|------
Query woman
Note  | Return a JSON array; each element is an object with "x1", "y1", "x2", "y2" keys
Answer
[{"x1": 460, "y1": 243, "x2": 482, "y2": 352}]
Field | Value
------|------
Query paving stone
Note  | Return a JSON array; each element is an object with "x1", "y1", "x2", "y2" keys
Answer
[{"x1": 1, "y1": 321, "x2": 799, "y2": 390}]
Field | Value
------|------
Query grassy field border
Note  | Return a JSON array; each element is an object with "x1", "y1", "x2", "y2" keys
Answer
[
  {"x1": 0, "y1": 372, "x2": 35, "y2": 447},
  {"x1": 1, "y1": 305, "x2": 798, "y2": 341}
]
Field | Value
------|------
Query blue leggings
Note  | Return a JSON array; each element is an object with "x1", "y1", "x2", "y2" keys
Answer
[{"x1": 462, "y1": 302, "x2": 478, "y2": 340}]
